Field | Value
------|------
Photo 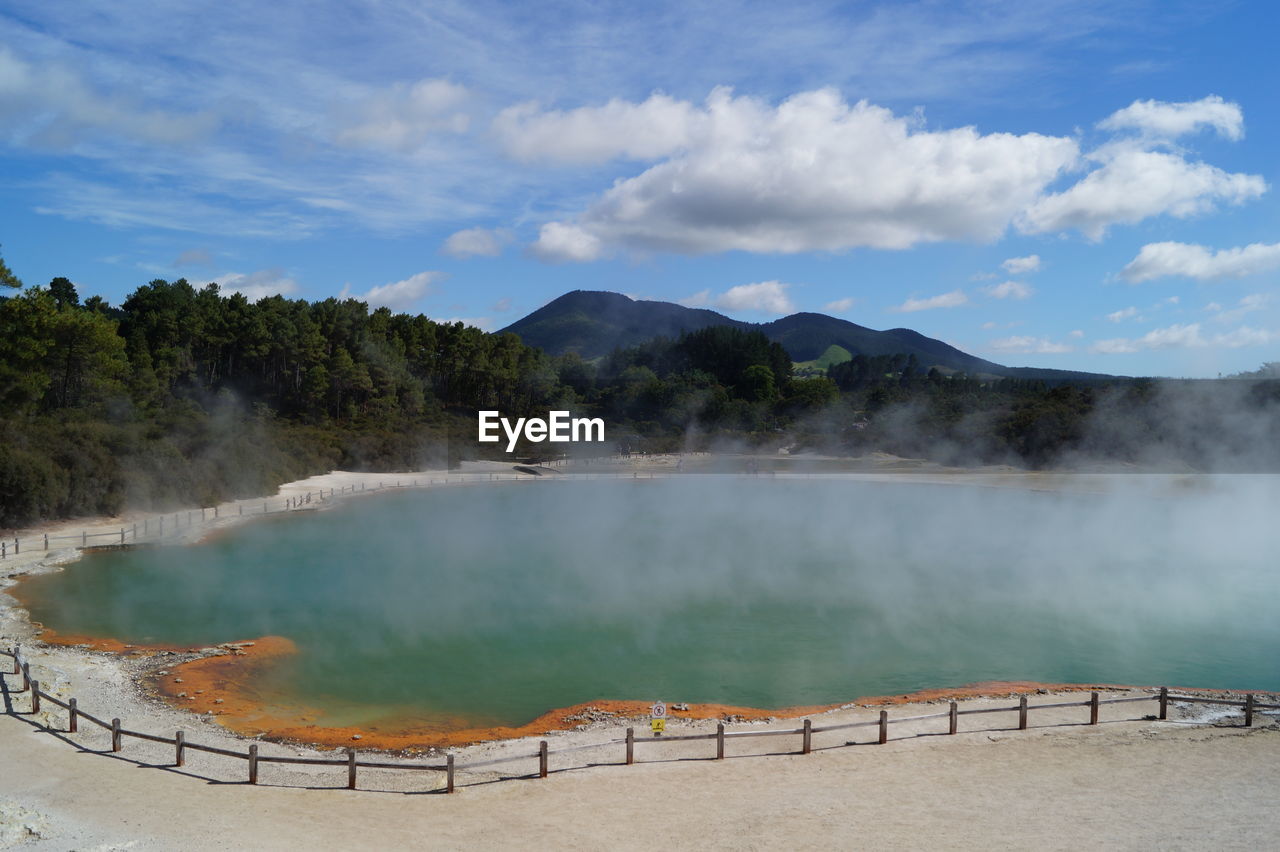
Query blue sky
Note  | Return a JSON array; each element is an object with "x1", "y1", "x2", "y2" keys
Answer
[{"x1": 1, "y1": 0, "x2": 1277, "y2": 377}]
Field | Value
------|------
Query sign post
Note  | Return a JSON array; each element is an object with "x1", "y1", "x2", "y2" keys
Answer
[{"x1": 650, "y1": 701, "x2": 667, "y2": 736}]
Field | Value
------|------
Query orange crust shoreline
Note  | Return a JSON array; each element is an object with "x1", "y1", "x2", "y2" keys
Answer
[{"x1": 29, "y1": 626, "x2": 1164, "y2": 753}]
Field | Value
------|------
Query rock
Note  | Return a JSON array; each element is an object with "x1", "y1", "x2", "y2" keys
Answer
[
  {"x1": 173, "y1": 677, "x2": 184, "y2": 683},
  {"x1": 213, "y1": 698, "x2": 224, "y2": 704},
  {"x1": 0, "y1": 799, "x2": 51, "y2": 846},
  {"x1": 351, "y1": 734, "x2": 362, "y2": 740}
]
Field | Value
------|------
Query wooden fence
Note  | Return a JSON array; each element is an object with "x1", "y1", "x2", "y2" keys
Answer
[{"x1": 2, "y1": 646, "x2": 1274, "y2": 795}]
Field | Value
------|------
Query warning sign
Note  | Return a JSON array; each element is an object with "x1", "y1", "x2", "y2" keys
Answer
[
  {"x1": 650, "y1": 718, "x2": 665, "y2": 734},
  {"x1": 650, "y1": 701, "x2": 667, "y2": 719}
]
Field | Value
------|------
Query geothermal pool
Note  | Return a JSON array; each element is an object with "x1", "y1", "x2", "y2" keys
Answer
[{"x1": 17, "y1": 476, "x2": 1280, "y2": 731}]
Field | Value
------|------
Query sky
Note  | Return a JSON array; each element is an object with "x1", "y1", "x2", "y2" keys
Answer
[{"x1": 1, "y1": 0, "x2": 1277, "y2": 378}]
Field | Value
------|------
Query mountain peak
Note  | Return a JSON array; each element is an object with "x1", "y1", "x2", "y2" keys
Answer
[{"x1": 500, "y1": 290, "x2": 1118, "y2": 383}]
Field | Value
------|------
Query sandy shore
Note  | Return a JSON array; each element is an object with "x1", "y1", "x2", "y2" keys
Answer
[{"x1": 3, "y1": 459, "x2": 1279, "y2": 847}]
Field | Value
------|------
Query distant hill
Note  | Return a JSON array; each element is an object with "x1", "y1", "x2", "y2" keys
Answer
[{"x1": 501, "y1": 291, "x2": 1123, "y2": 383}]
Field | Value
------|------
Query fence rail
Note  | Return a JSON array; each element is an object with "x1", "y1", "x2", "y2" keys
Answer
[{"x1": 3, "y1": 646, "x2": 1274, "y2": 795}]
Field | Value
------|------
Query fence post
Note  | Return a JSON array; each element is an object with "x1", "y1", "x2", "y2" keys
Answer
[
  {"x1": 120, "y1": 528, "x2": 125, "y2": 544},
  {"x1": 1159, "y1": 687, "x2": 1168, "y2": 720},
  {"x1": 1090, "y1": 692, "x2": 1100, "y2": 725},
  {"x1": 347, "y1": 749, "x2": 357, "y2": 789},
  {"x1": 176, "y1": 730, "x2": 185, "y2": 766},
  {"x1": 263, "y1": 502, "x2": 267, "y2": 514},
  {"x1": 202, "y1": 508, "x2": 206, "y2": 522},
  {"x1": 716, "y1": 723, "x2": 725, "y2": 760},
  {"x1": 949, "y1": 701, "x2": 958, "y2": 735},
  {"x1": 132, "y1": 523, "x2": 137, "y2": 540},
  {"x1": 626, "y1": 727, "x2": 634, "y2": 765},
  {"x1": 44, "y1": 533, "x2": 48, "y2": 550},
  {"x1": 446, "y1": 754, "x2": 455, "y2": 793},
  {"x1": 539, "y1": 740, "x2": 548, "y2": 778},
  {"x1": 878, "y1": 710, "x2": 888, "y2": 745},
  {"x1": 30, "y1": 680, "x2": 40, "y2": 714},
  {"x1": 13, "y1": 537, "x2": 17, "y2": 554},
  {"x1": 68, "y1": 698, "x2": 77, "y2": 733},
  {"x1": 214, "y1": 506, "x2": 219, "y2": 519},
  {"x1": 2, "y1": 541, "x2": 5, "y2": 559},
  {"x1": 1245, "y1": 694, "x2": 1254, "y2": 727},
  {"x1": 21, "y1": 662, "x2": 29, "y2": 691},
  {"x1": 239, "y1": 505, "x2": 243, "y2": 516},
  {"x1": 802, "y1": 718, "x2": 812, "y2": 754},
  {"x1": 1018, "y1": 695, "x2": 1028, "y2": 730},
  {"x1": 112, "y1": 718, "x2": 122, "y2": 752},
  {"x1": 12, "y1": 648, "x2": 19, "y2": 675},
  {"x1": 159, "y1": 516, "x2": 164, "y2": 535},
  {"x1": 249, "y1": 744, "x2": 259, "y2": 784},
  {"x1": 82, "y1": 531, "x2": 86, "y2": 546}
]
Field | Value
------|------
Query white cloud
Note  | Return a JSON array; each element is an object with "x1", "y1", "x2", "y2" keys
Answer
[
  {"x1": 491, "y1": 297, "x2": 513, "y2": 313},
  {"x1": 1097, "y1": 95, "x2": 1244, "y2": 141},
  {"x1": 683, "y1": 281, "x2": 796, "y2": 315},
  {"x1": 442, "y1": 227, "x2": 508, "y2": 258},
  {"x1": 1069, "y1": 329, "x2": 1084, "y2": 338},
  {"x1": 333, "y1": 79, "x2": 470, "y2": 152},
  {"x1": 1107, "y1": 306, "x2": 1140, "y2": 322},
  {"x1": 531, "y1": 222, "x2": 604, "y2": 262},
  {"x1": 1214, "y1": 327, "x2": 1276, "y2": 348},
  {"x1": 988, "y1": 335, "x2": 1072, "y2": 354},
  {"x1": 823, "y1": 297, "x2": 856, "y2": 313},
  {"x1": 1121, "y1": 241, "x2": 1280, "y2": 282},
  {"x1": 1019, "y1": 148, "x2": 1265, "y2": 240},
  {"x1": 1090, "y1": 322, "x2": 1277, "y2": 353},
  {"x1": 1001, "y1": 254, "x2": 1041, "y2": 274},
  {"x1": 528, "y1": 90, "x2": 1264, "y2": 259},
  {"x1": 981, "y1": 280, "x2": 1033, "y2": 300},
  {"x1": 0, "y1": 45, "x2": 217, "y2": 148},
  {"x1": 530, "y1": 87, "x2": 1079, "y2": 258},
  {"x1": 494, "y1": 93, "x2": 700, "y2": 164},
  {"x1": 1209, "y1": 293, "x2": 1270, "y2": 324},
  {"x1": 209, "y1": 269, "x2": 300, "y2": 301},
  {"x1": 890, "y1": 290, "x2": 968, "y2": 312},
  {"x1": 343, "y1": 271, "x2": 440, "y2": 312}
]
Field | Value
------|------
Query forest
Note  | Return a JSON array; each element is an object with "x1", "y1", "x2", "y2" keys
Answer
[{"x1": 2, "y1": 254, "x2": 1279, "y2": 528}]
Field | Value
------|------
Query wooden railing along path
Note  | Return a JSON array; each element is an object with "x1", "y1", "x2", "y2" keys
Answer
[{"x1": 2, "y1": 646, "x2": 1273, "y2": 795}]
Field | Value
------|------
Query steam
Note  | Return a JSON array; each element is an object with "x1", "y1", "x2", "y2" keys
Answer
[{"x1": 22, "y1": 474, "x2": 1280, "y2": 726}]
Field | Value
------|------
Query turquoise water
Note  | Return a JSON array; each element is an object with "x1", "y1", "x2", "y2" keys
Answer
[{"x1": 18, "y1": 476, "x2": 1280, "y2": 727}]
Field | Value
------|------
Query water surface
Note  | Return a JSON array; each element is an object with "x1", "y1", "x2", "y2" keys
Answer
[{"x1": 19, "y1": 476, "x2": 1280, "y2": 728}]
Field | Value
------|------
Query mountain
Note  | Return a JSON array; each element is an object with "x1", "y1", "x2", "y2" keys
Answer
[
  {"x1": 500, "y1": 290, "x2": 1121, "y2": 383},
  {"x1": 499, "y1": 290, "x2": 753, "y2": 356}
]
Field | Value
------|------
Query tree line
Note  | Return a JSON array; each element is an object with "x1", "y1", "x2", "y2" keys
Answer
[{"x1": 2, "y1": 254, "x2": 1278, "y2": 528}]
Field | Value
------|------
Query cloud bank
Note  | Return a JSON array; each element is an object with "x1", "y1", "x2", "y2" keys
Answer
[
  {"x1": 528, "y1": 92, "x2": 1264, "y2": 261},
  {"x1": 1122, "y1": 241, "x2": 1280, "y2": 282}
]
